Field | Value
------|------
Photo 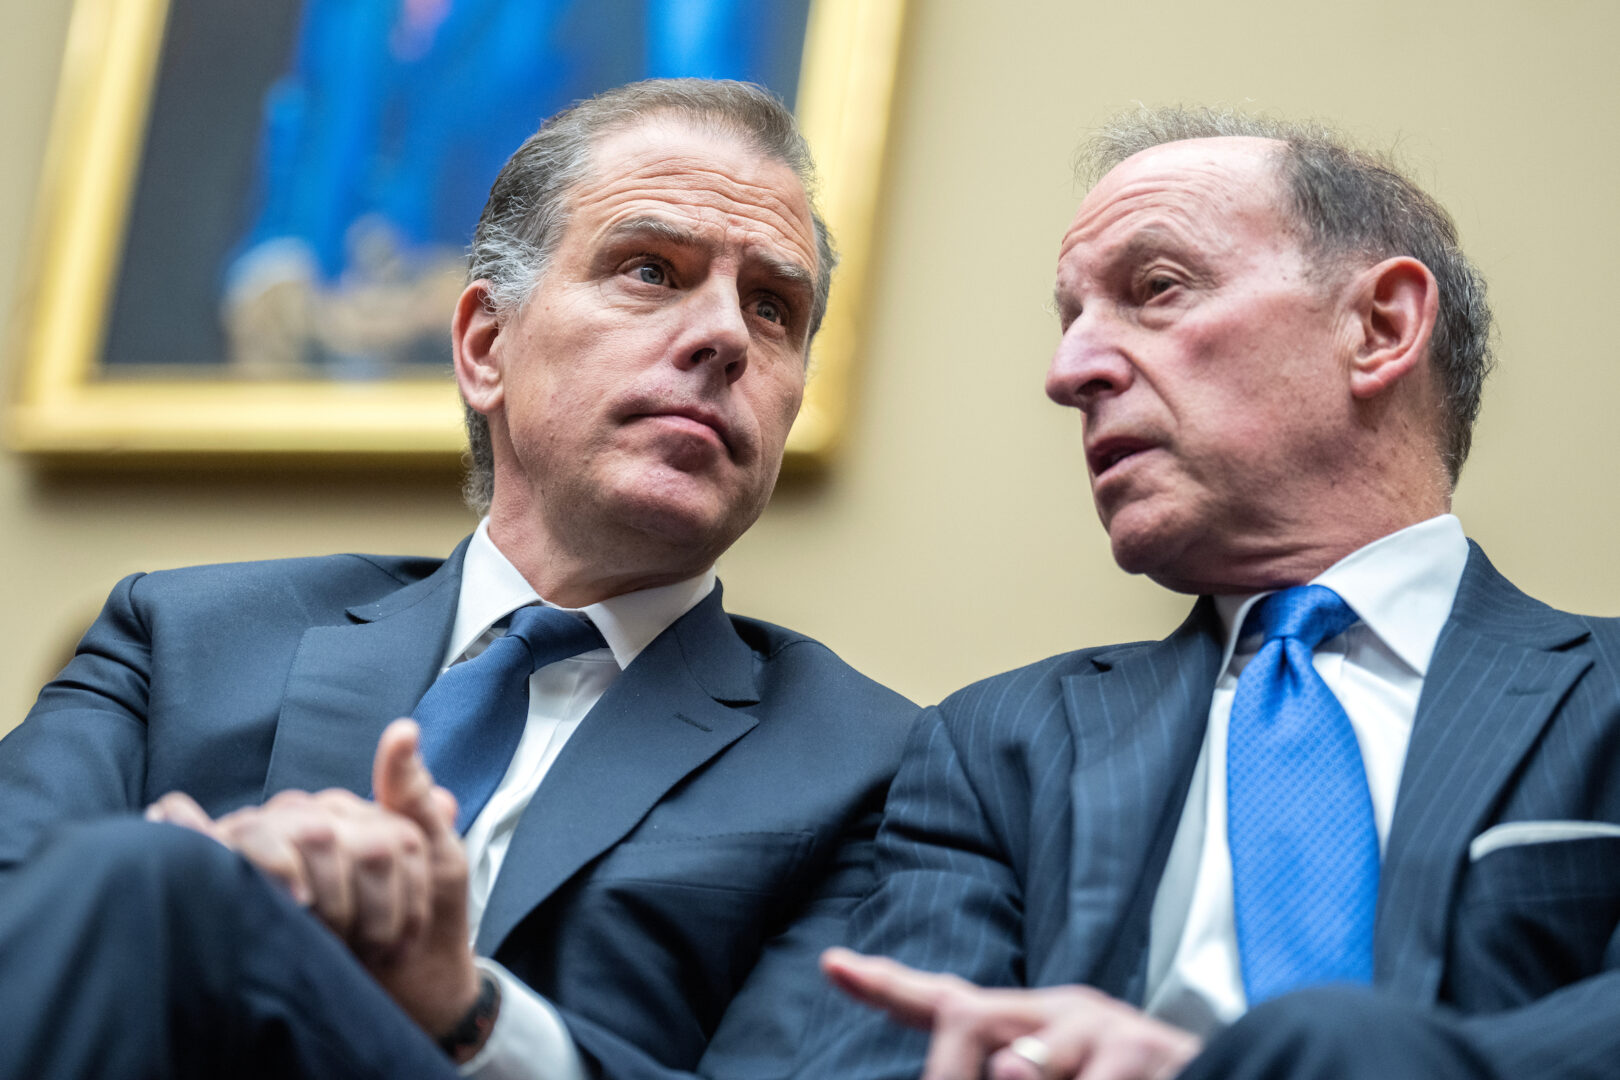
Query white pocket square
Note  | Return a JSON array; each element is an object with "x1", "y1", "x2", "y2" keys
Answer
[{"x1": 1469, "y1": 820, "x2": 1620, "y2": 862}]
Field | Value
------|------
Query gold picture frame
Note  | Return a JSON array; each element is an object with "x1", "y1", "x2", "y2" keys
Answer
[{"x1": 5, "y1": 0, "x2": 906, "y2": 467}]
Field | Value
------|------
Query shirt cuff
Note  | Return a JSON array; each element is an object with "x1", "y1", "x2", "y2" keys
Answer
[{"x1": 458, "y1": 959, "x2": 586, "y2": 1080}]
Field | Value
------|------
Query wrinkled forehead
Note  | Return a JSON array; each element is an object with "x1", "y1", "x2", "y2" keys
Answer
[
  {"x1": 1062, "y1": 136, "x2": 1292, "y2": 257},
  {"x1": 570, "y1": 117, "x2": 818, "y2": 262}
]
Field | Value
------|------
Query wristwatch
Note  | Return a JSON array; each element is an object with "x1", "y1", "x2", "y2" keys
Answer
[{"x1": 439, "y1": 971, "x2": 501, "y2": 1060}]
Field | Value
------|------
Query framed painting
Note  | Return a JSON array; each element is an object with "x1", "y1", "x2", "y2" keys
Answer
[{"x1": 5, "y1": 0, "x2": 905, "y2": 466}]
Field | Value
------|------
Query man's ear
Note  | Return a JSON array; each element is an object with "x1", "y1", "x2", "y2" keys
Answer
[
  {"x1": 1347, "y1": 256, "x2": 1439, "y2": 401},
  {"x1": 453, "y1": 281, "x2": 504, "y2": 415}
]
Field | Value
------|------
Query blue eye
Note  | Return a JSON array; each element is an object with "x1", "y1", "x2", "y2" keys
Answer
[
  {"x1": 755, "y1": 297, "x2": 785, "y2": 325},
  {"x1": 636, "y1": 263, "x2": 667, "y2": 286}
]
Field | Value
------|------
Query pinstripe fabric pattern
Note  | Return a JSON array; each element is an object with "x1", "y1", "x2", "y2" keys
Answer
[{"x1": 795, "y1": 543, "x2": 1620, "y2": 1080}]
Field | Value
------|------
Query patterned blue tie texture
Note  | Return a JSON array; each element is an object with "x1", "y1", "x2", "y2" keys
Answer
[
  {"x1": 1228, "y1": 583, "x2": 1379, "y2": 1004},
  {"x1": 415, "y1": 605, "x2": 606, "y2": 833}
]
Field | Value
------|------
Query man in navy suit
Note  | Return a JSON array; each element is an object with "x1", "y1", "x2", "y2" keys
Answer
[
  {"x1": 0, "y1": 79, "x2": 913, "y2": 1080},
  {"x1": 799, "y1": 108, "x2": 1620, "y2": 1080}
]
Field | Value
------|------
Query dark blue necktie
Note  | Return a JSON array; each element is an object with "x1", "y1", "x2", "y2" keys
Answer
[
  {"x1": 415, "y1": 605, "x2": 605, "y2": 833},
  {"x1": 1227, "y1": 584, "x2": 1378, "y2": 1004}
]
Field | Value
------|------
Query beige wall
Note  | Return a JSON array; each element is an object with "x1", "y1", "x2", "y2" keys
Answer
[{"x1": 4, "y1": 1, "x2": 1618, "y2": 734}]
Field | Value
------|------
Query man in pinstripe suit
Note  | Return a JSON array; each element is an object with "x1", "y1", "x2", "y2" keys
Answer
[{"x1": 798, "y1": 108, "x2": 1620, "y2": 1080}]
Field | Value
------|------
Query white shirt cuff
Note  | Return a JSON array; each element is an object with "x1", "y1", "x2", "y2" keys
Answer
[{"x1": 458, "y1": 959, "x2": 587, "y2": 1080}]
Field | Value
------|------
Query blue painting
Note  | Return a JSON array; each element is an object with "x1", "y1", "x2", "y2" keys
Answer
[{"x1": 101, "y1": 0, "x2": 812, "y2": 379}]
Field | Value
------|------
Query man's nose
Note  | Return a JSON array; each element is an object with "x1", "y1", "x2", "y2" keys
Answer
[
  {"x1": 1045, "y1": 312, "x2": 1134, "y2": 410},
  {"x1": 675, "y1": 280, "x2": 750, "y2": 384}
]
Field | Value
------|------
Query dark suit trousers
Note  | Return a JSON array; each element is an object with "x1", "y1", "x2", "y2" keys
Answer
[
  {"x1": 1174, "y1": 986, "x2": 1503, "y2": 1080},
  {"x1": 0, "y1": 818, "x2": 460, "y2": 1080}
]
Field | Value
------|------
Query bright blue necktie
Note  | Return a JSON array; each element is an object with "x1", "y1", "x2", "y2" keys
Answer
[
  {"x1": 1227, "y1": 584, "x2": 1378, "y2": 1004},
  {"x1": 414, "y1": 605, "x2": 605, "y2": 833}
]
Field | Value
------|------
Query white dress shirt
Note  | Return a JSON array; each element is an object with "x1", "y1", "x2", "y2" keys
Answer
[
  {"x1": 1142, "y1": 514, "x2": 1470, "y2": 1037},
  {"x1": 450, "y1": 518, "x2": 716, "y2": 1078}
]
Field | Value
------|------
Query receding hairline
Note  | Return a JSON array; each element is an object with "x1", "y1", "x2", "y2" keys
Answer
[
  {"x1": 1074, "y1": 133, "x2": 1363, "y2": 292},
  {"x1": 537, "y1": 111, "x2": 823, "y2": 289},
  {"x1": 1080, "y1": 134, "x2": 1295, "y2": 208},
  {"x1": 1098, "y1": 132, "x2": 1286, "y2": 169}
]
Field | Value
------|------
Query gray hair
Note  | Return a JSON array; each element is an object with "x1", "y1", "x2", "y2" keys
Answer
[
  {"x1": 460, "y1": 78, "x2": 837, "y2": 515},
  {"x1": 1078, "y1": 106, "x2": 1494, "y2": 485}
]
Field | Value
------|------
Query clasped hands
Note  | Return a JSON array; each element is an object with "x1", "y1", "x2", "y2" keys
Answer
[
  {"x1": 145, "y1": 718, "x2": 482, "y2": 1045},
  {"x1": 822, "y1": 948, "x2": 1202, "y2": 1080},
  {"x1": 142, "y1": 716, "x2": 1202, "y2": 1078}
]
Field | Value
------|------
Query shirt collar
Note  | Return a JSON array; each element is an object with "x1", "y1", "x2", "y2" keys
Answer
[
  {"x1": 443, "y1": 518, "x2": 718, "y2": 672},
  {"x1": 1212, "y1": 514, "x2": 1469, "y2": 677}
]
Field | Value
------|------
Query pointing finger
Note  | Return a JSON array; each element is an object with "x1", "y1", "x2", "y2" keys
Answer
[{"x1": 821, "y1": 948, "x2": 961, "y2": 1029}]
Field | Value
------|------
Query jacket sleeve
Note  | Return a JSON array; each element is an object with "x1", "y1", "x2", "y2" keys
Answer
[
  {"x1": 0, "y1": 573, "x2": 152, "y2": 869},
  {"x1": 792, "y1": 705, "x2": 1029, "y2": 1080}
]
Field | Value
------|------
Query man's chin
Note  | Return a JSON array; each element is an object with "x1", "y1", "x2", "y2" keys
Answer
[
  {"x1": 1109, "y1": 536, "x2": 1166, "y2": 578},
  {"x1": 610, "y1": 480, "x2": 755, "y2": 555},
  {"x1": 1104, "y1": 514, "x2": 1202, "y2": 593}
]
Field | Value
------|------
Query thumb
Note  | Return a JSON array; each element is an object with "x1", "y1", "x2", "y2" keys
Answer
[{"x1": 373, "y1": 718, "x2": 458, "y2": 845}]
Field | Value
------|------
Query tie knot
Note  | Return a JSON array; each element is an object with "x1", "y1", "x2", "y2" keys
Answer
[
  {"x1": 1246, "y1": 584, "x2": 1358, "y2": 650},
  {"x1": 504, "y1": 605, "x2": 607, "y2": 672}
]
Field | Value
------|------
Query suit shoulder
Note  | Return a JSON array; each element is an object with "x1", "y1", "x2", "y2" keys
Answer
[
  {"x1": 726, "y1": 614, "x2": 919, "y2": 720},
  {"x1": 126, "y1": 551, "x2": 444, "y2": 617},
  {"x1": 1456, "y1": 543, "x2": 1620, "y2": 652}
]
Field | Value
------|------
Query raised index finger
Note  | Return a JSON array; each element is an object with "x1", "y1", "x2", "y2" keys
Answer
[{"x1": 821, "y1": 947, "x2": 963, "y2": 1029}]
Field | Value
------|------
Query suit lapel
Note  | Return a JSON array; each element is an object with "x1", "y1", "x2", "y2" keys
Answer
[
  {"x1": 262, "y1": 540, "x2": 467, "y2": 800},
  {"x1": 476, "y1": 586, "x2": 760, "y2": 956},
  {"x1": 1053, "y1": 601, "x2": 1224, "y2": 1001},
  {"x1": 1374, "y1": 544, "x2": 1592, "y2": 1003}
]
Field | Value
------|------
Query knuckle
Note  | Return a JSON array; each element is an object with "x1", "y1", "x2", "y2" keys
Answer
[
  {"x1": 265, "y1": 789, "x2": 310, "y2": 810},
  {"x1": 313, "y1": 789, "x2": 362, "y2": 813},
  {"x1": 217, "y1": 814, "x2": 258, "y2": 845},
  {"x1": 355, "y1": 842, "x2": 395, "y2": 871},
  {"x1": 292, "y1": 819, "x2": 337, "y2": 850},
  {"x1": 216, "y1": 806, "x2": 255, "y2": 831}
]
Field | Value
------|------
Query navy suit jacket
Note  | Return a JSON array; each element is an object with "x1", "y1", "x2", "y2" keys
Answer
[
  {"x1": 0, "y1": 541, "x2": 917, "y2": 1080},
  {"x1": 799, "y1": 544, "x2": 1620, "y2": 1078}
]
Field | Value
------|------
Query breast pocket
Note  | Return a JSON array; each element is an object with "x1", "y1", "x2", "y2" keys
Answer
[{"x1": 1446, "y1": 834, "x2": 1620, "y2": 1010}]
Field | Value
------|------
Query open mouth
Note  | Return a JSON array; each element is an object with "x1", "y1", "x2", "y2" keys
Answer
[{"x1": 1087, "y1": 437, "x2": 1154, "y2": 478}]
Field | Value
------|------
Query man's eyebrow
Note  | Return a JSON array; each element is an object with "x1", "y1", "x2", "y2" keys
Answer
[
  {"x1": 1114, "y1": 230, "x2": 1179, "y2": 268},
  {"x1": 600, "y1": 215, "x2": 703, "y2": 250},
  {"x1": 752, "y1": 252, "x2": 815, "y2": 297},
  {"x1": 1052, "y1": 284, "x2": 1075, "y2": 320},
  {"x1": 1052, "y1": 226, "x2": 1195, "y2": 310},
  {"x1": 601, "y1": 215, "x2": 815, "y2": 296}
]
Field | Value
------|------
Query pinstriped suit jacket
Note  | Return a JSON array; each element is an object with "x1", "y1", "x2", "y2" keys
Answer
[{"x1": 798, "y1": 542, "x2": 1620, "y2": 1079}]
